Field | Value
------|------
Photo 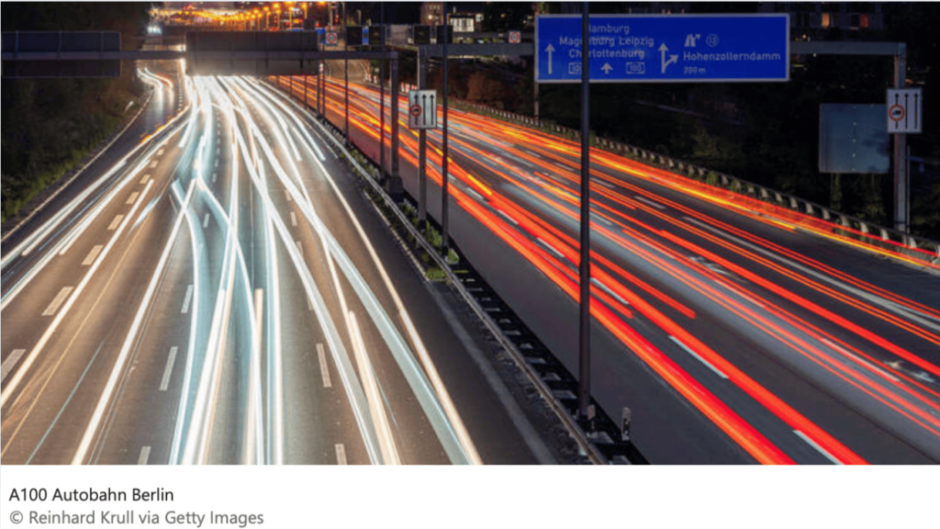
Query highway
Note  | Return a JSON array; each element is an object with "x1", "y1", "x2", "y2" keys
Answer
[
  {"x1": 276, "y1": 72, "x2": 940, "y2": 464},
  {"x1": 0, "y1": 65, "x2": 561, "y2": 465}
]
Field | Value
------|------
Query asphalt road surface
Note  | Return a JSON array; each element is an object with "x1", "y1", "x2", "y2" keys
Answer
[
  {"x1": 1, "y1": 67, "x2": 563, "y2": 465},
  {"x1": 275, "y1": 74, "x2": 940, "y2": 464}
]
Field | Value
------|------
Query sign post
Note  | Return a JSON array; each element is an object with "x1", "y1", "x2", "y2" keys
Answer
[
  {"x1": 407, "y1": 89, "x2": 437, "y2": 129},
  {"x1": 888, "y1": 84, "x2": 921, "y2": 233},
  {"x1": 535, "y1": 12, "x2": 790, "y2": 430}
]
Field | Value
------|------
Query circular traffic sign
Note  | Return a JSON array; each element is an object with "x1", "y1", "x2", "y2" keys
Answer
[
  {"x1": 889, "y1": 104, "x2": 905, "y2": 122},
  {"x1": 410, "y1": 104, "x2": 422, "y2": 117},
  {"x1": 326, "y1": 32, "x2": 337, "y2": 45},
  {"x1": 508, "y1": 31, "x2": 521, "y2": 44}
]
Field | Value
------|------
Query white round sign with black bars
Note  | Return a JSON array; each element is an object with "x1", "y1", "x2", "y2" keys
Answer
[
  {"x1": 408, "y1": 90, "x2": 437, "y2": 130},
  {"x1": 886, "y1": 88, "x2": 922, "y2": 134}
]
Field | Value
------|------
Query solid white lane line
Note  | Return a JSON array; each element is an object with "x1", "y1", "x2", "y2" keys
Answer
[
  {"x1": 793, "y1": 430, "x2": 842, "y2": 464},
  {"x1": 0, "y1": 349, "x2": 27, "y2": 384},
  {"x1": 203, "y1": 213, "x2": 210, "y2": 228},
  {"x1": 180, "y1": 284, "x2": 194, "y2": 314},
  {"x1": 126, "y1": 191, "x2": 140, "y2": 205},
  {"x1": 668, "y1": 335, "x2": 728, "y2": 379},
  {"x1": 138, "y1": 446, "x2": 151, "y2": 465},
  {"x1": 316, "y1": 343, "x2": 332, "y2": 388},
  {"x1": 634, "y1": 195, "x2": 666, "y2": 210},
  {"x1": 108, "y1": 215, "x2": 124, "y2": 231},
  {"x1": 149, "y1": 160, "x2": 158, "y2": 169},
  {"x1": 335, "y1": 444, "x2": 347, "y2": 465},
  {"x1": 81, "y1": 245, "x2": 104, "y2": 266},
  {"x1": 290, "y1": 211, "x2": 297, "y2": 227},
  {"x1": 160, "y1": 347, "x2": 179, "y2": 391},
  {"x1": 42, "y1": 287, "x2": 74, "y2": 317},
  {"x1": 140, "y1": 174, "x2": 151, "y2": 184}
]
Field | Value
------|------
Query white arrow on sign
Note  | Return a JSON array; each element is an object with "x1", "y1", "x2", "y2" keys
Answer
[
  {"x1": 659, "y1": 42, "x2": 678, "y2": 74},
  {"x1": 601, "y1": 63, "x2": 613, "y2": 75},
  {"x1": 545, "y1": 43, "x2": 555, "y2": 75}
]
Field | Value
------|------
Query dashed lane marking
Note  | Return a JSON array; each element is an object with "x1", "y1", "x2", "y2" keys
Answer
[
  {"x1": 793, "y1": 430, "x2": 842, "y2": 464},
  {"x1": 82, "y1": 245, "x2": 104, "y2": 266},
  {"x1": 180, "y1": 285, "x2": 194, "y2": 314},
  {"x1": 633, "y1": 195, "x2": 666, "y2": 210},
  {"x1": 0, "y1": 349, "x2": 27, "y2": 384},
  {"x1": 160, "y1": 347, "x2": 178, "y2": 391},
  {"x1": 138, "y1": 446, "x2": 151, "y2": 465},
  {"x1": 669, "y1": 335, "x2": 728, "y2": 379},
  {"x1": 316, "y1": 344, "x2": 332, "y2": 388},
  {"x1": 42, "y1": 287, "x2": 74, "y2": 317}
]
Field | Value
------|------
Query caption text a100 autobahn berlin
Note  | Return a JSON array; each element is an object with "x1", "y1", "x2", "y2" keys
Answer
[{"x1": 8, "y1": 487, "x2": 174, "y2": 502}]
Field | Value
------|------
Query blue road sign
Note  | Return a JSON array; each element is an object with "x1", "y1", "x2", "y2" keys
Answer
[{"x1": 536, "y1": 14, "x2": 789, "y2": 83}]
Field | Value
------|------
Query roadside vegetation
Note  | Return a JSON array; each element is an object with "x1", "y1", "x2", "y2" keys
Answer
[{"x1": 1, "y1": 3, "x2": 149, "y2": 223}]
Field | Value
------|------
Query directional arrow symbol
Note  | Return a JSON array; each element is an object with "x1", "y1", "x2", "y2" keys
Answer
[
  {"x1": 904, "y1": 92, "x2": 910, "y2": 128},
  {"x1": 545, "y1": 43, "x2": 555, "y2": 75},
  {"x1": 422, "y1": 94, "x2": 428, "y2": 126},
  {"x1": 601, "y1": 63, "x2": 613, "y2": 75},
  {"x1": 659, "y1": 42, "x2": 678, "y2": 74}
]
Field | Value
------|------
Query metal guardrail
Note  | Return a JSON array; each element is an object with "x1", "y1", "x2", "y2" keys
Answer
[
  {"x1": 453, "y1": 99, "x2": 940, "y2": 264},
  {"x1": 268, "y1": 80, "x2": 609, "y2": 464}
]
